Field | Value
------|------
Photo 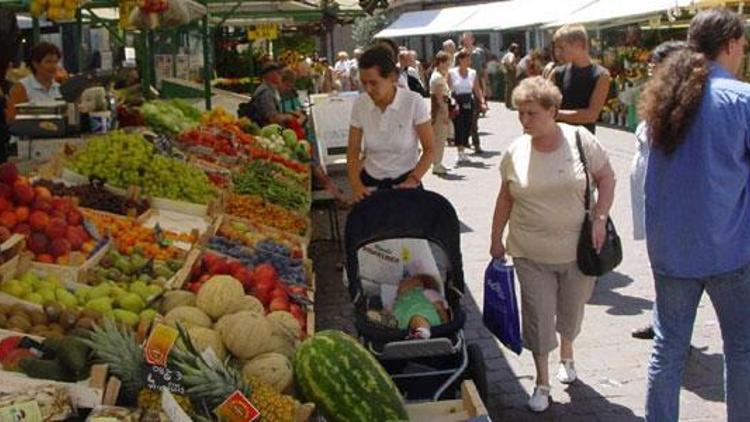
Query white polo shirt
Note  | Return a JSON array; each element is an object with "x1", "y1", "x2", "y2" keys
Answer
[{"x1": 350, "y1": 88, "x2": 430, "y2": 180}]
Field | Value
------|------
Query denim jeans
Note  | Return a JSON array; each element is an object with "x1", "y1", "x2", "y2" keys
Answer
[{"x1": 646, "y1": 262, "x2": 750, "y2": 422}]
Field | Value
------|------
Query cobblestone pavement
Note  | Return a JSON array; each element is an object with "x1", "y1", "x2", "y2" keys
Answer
[{"x1": 309, "y1": 102, "x2": 726, "y2": 421}]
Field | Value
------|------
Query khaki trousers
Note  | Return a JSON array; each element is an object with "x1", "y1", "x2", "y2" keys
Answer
[{"x1": 514, "y1": 258, "x2": 595, "y2": 354}]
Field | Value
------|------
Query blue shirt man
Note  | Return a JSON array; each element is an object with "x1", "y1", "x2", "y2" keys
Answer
[{"x1": 646, "y1": 63, "x2": 750, "y2": 278}]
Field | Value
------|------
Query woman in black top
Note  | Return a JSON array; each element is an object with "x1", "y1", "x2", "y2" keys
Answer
[{"x1": 549, "y1": 25, "x2": 611, "y2": 134}]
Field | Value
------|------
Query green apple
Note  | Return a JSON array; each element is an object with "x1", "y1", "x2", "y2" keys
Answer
[
  {"x1": 86, "y1": 297, "x2": 113, "y2": 314},
  {"x1": 117, "y1": 293, "x2": 145, "y2": 313},
  {"x1": 19, "y1": 272, "x2": 40, "y2": 289},
  {"x1": 140, "y1": 309, "x2": 158, "y2": 323},
  {"x1": 56, "y1": 288, "x2": 78, "y2": 309},
  {"x1": 0, "y1": 279, "x2": 24, "y2": 298},
  {"x1": 113, "y1": 309, "x2": 140, "y2": 327},
  {"x1": 87, "y1": 284, "x2": 112, "y2": 301},
  {"x1": 23, "y1": 292, "x2": 44, "y2": 304},
  {"x1": 38, "y1": 288, "x2": 57, "y2": 303},
  {"x1": 75, "y1": 286, "x2": 91, "y2": 305}
]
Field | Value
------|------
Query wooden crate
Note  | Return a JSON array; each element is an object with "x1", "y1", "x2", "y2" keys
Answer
[
  {"x1": 0, "y1": 234, "x2": 26, "y2": 283},
  {"x1": 30, "y1": 239, "x2": 111, "y2": 285},
  {"x1": 406, "y1": 381, "x2": 489, "y2": 422},
  {"x1": 0, "y1": 364, "x2": 119, "y2": 409}
]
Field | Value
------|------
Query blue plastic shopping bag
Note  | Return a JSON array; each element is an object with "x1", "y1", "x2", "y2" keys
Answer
[{"x1": 483, "y1": 259, "x2": 522, "y2": 355}]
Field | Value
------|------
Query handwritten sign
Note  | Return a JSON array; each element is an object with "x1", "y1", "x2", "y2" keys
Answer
[
  {"x1": 248, "y1": 23, "x2": 278, "y2": 40},
  {"x1": 145, "y1": 364, "x2": 186, "y2": 395}
]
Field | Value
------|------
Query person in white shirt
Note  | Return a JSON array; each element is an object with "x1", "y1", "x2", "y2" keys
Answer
[
  {"x1": 350, "y1": 48, "x2": 363, "y2": 92},
  {"x1": 449, "y1": 50, "x2": 487, "y2": 164},
  {"x1": 347, "y1": 44, "x2": 434, "y2": 202},
  {"x1": 334, "y1": 51, "x2": 352, "y2": 91}
]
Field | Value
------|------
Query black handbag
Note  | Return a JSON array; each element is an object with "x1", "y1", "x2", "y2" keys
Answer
[{"x1": 575, "y1": 130, "x2": 622, "y2": 276}]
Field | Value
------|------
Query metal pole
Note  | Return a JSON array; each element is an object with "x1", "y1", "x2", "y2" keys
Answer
[
  {"x1": 139, "y1": 30, "x2": 151, "y2": 97},
  {"x1": 202, "y1": 15, "x2": 212, "y2": 110},
  {"x1": 75, "y1": 8, "x2": 84, "y2": 72},
  {"x1": 32, "y1": 17, "x2": 40, "y2": 44}
]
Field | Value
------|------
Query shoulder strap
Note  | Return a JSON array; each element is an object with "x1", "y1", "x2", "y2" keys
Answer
[{"x1": 575, "y1": 129, "x2": 592, "y2": 212}]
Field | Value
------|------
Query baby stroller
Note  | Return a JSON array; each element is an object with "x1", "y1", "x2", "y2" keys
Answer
[{"x1": 345, "y1": 188, "x2": 488, "y2": 402}]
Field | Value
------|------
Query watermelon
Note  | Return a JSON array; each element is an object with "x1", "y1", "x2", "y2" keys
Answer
[{"x1": 293, "y1": 330, "x2": 408, "y2": 422}]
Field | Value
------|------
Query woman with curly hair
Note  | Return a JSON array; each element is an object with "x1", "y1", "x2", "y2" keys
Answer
[
  {"x1": 629, "y1": 40, "x2": 687, "y2": 341},
  {"x1": 638, "y1": 8, "x2": 750, "y2": 421}
]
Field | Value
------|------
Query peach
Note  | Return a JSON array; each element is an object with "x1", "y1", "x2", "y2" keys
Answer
[
  {"x1": 12, "y1": 223, "x2": 30, "y2": 236},
  {"x1": 35, "y1": 254, "x2": 54, "y2": 264},
  {"x1": 28, "y1": 232, "x2": 49, "y2": 255},
  {"x1": 66, "y1": 209, "x2": 82, "y2": 226},
  {"x1": 44, "y1": 217, "x2": 68, "y2": 240},
  {"x1": 0, "y1": 211, "x2": 17, "y2": 229},
  {"x1": 49, "y1": 238, "x2": 71, "y2": 258},
  {"x1": 14, "y1": 206, "x2": 29, "y2": 223},
  {"x1": 29, "y1": 211, "x2": 50, "y2": 232},
  {"x1": 33, "y1": 186, "x2": 52, "y2": 200},
  {"x1": 12, "y1": 181, "x2": 34, "y2": 205}
]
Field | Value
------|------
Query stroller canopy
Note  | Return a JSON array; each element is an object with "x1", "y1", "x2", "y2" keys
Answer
[{"x1": 345, "y1": 189, "x2": 465, "y2": 303}]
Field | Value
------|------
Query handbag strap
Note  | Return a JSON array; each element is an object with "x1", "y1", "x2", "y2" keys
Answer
[{"x1": 574, "y1": 130, "x2": 592, "y2": 213}]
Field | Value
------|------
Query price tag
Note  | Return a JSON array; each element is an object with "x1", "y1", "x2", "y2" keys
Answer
[
  {"x1": 144, "y1": 323, "x2": 179, "y2": 366},
  {"x1": 214, "y1": 391, "x2": 260, "y2": 422},
  {"x1": 145, "y1": 364, "x2": 186, "y2": 395},
  {"x1": 154, "y1": 224, "x2": 172, "y2": 248},
  {"x1": 0, "y1": 400, "x2": 43, "y2": 421}
]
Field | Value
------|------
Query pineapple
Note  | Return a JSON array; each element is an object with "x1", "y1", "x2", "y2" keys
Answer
[
  {"x1": 170, "y1": 324, "x2": 307, "y2": 421},
  {"x1": 77, "y1": 319, "x2": 149, "y2": 404},
  {"x1": 78, "y1": 321, "x2": 307, "y2": 421}
]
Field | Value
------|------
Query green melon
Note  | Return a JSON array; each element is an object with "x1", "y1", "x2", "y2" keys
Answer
[{"x1": 293, "y1": 330, "x2": 408, "y2": 422}]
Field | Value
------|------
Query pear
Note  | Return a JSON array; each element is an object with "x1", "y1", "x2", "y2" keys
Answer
[
  {"x1": 117, "y1": 293, "x2": 145, "y2": 313},
  {"x1": 86, "y1": 297, "x2": 113, "y2": 314},
  {"x1": 55, "y1": 288, "x2": 78, "y2": 309}
]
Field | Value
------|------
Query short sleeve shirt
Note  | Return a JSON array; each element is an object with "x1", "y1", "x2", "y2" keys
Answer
[
  {"x1": 500, "y1": 124, "x2": 609, "y2": 264},
  {"x1": 429, "y1": 71, "x2": 449, "y2": 97},
  {"x1": 350, "y1": 88, "x2": 431, "y2": 180},
  {"x1": 252, "y1": 82, "x2": 281, "y2": 125}
]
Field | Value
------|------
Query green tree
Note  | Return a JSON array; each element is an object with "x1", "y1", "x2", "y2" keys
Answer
[{"x1": 351, "y1": 12, "x2": 390, "y2": 48}]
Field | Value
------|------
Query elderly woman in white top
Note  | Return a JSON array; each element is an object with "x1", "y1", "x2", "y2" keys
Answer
[
  {"x1": 490, "y1": 77, "x2": 615, "y2": 412},
  {"x1": 347, "y1": 44, "x2": 434, "y2": 202}
]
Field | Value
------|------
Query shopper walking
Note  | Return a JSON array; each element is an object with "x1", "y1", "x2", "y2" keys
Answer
[
  {"x1": 429, "y1": 51, "x2": 452, "y2": 175},
  {"x1": 629, "y1": 41, "x2": 687, "y2": 341},
  {"x1": 550, "y1": 25, "x2": 611, "y2": 134},
  {"x1": 346, "y1": 44, "x2": 434, "y2": 202},
  {"x1": 501, "y1": 43, "x2": 520, "y2": 109},
  {"x1": 460, "y1": 32, "x2": 487, "y2": 152},
  {"x1": 490, "y1": 76, "x2": 615, "y2": 413},
  {"x1": 639, "y1": 8, "x2": 750, "y2": 422},
  {"x1": 450, "y1": 51, "x2": 486, "y2": 166}
]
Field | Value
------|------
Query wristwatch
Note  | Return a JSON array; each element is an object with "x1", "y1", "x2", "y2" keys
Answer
[{"x1": 594, "y1": 214, "x2": 608, "y2": 222}]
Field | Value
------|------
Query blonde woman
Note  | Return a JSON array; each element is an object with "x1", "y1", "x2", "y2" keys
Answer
[
  {"x1": 490, "y1": 77, "x2": 615, "y2": 412},
  {"x1": 429, "y1": 51, "x2": 452, "y2": 175}
]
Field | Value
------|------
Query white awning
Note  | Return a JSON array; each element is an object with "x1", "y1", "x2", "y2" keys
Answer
[
  {"x1": 374, "y1": 4, "x2": 481, "y2": 38},
  {"x1": 493, "y1": 0, "x2": 596, "y2": 30},
  {"x1": 545, "y1": 0, "x2": 693, "y2": 28}
]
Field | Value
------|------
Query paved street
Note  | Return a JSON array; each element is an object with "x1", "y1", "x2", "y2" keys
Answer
[{"x1": 309, "y1": 102, "x2": 726, "y2": 421}]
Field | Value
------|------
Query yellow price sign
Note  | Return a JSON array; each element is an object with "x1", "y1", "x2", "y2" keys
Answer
[{"x1": 248, "y1": 23, "x2": 279, "y2": 40}]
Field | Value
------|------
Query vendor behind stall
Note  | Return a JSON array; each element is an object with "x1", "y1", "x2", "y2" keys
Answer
[
  {"x1": 5, "y1": 42, "x2": 63, "y2": 122},
  {"x1": 243, "y1": 62, "x2": 303, "y2": 127}
]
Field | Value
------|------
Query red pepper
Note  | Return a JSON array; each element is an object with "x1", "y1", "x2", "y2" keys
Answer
[{"x1": 0, "y1": 336, "x2": 23, "y2": 360}]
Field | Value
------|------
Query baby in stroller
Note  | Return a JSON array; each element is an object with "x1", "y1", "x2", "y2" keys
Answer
[{"x1": 368, "y1": 273, "x2": 450, "y2": 339}]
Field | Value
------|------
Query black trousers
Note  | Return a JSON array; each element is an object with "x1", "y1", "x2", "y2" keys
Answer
[
  {"x1": 452, "y1": 100, "x2": 474, "y2": 148},
  {"x1": 360, "y1": 169, "x2": 423, "y2": 190}
]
